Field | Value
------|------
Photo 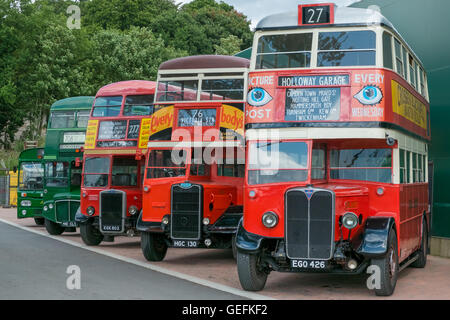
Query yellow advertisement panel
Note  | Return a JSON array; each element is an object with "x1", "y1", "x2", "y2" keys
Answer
[
  {"x1": 150, "y1": 106, "x2": 174, "y2": 136},
  {"x1": 138, "y1": 118, "x2": 152, "y2": 149},
  {"x1": 220, "y1": 104, "x2": 244, "y2": 138},
  {"x1": 391, "y1": 80, "x2": 427, "y2": 130},
  {"x1": 9, "y1": 170, "x2": 17, "y2": 206},
  {"x1": 84, "y1": 120, "x2": 99, "y2": 149}
]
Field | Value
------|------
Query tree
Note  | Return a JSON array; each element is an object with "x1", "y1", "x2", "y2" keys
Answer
[{"x1": 214, "y1": 35, "x2": 243, "y2": 56}]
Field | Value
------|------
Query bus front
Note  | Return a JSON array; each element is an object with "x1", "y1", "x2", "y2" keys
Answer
[
  {"x1": 17, "y1": 148, "x2": 45, "y2": 225},
  {"x1": 41, "y1": 97, "x2": 94, "y2": 235},
  {"x1": 236, "y1": 4, "x2": 431, "y2": 297},
  {"x1": 137, "y1": 55, "x2": 248, "y2": 261},
  {"x1": 78, "y1": 81, "x2": 156, "y2": 245}
]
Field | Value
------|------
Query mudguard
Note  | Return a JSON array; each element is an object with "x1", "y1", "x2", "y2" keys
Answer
[
  {"x1": 235, "y1": 219, "x2": 265, "y2": 253},
  {"x1": 74, "y1": 207, "x2": 90, "y2": 223},
  {"x1": 135, "y1": 210, "x2": 164, "y2": 233},
  {"x1": 357, "y1": 217, "x2": 396, "y2": 258}
]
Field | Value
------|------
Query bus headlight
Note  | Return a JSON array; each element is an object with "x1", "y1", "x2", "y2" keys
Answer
[
  {"x1": 262, "y1": 211, "x2": 278, "y2": 228},
  {"x1": 49, "y1": 203, "x2": 54, "y2": 209},
  {"x1": 128, "y1": 206, "x2": 138, "y2": 215},
  {"x1": 203, "y1": 217, "x2": 210, "y2": 225},
  {"x1": 21, "y1": 200, "x2": 31, "y2": 207},
  {"x1": 342, "y1": 212, "x2": 358, "y2": 230},
  {"x1": 87, "y1": 206, "x2": 95, "y2": 216},
  {"x1": 21, "y1": 210, "x2": 27, "y2": 216},
  {"x1": 43, "y1": 206, "x2": 48, "y2": 211}
]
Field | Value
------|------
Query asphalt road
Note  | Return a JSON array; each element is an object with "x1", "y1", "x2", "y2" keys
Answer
[{"x1": 0, "y1": 221, "x2": 243, "y2": 300}]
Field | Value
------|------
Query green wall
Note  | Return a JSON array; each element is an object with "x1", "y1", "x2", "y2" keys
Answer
[{"x1": 352, "y1": 0, "x2": 450, "y2": 237}]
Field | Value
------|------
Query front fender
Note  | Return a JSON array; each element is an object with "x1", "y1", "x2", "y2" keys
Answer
[
  {"x1": 135, "y1": 210, "x2": 164, "y2": 233},
  {"x1": 235, "y1": 219, "x2": 265, "y2": 254},
  {"x1": 357, "y1": 217, "x2": 396, "y2": 258},
  {"x1": 75, "y1": 207, "x2": 90, "y2": 223}
]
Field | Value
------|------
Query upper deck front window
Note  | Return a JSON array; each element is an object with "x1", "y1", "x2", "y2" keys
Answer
[
  {"x1": 123, "y1": 95, "x2": 154, "y2": 116},
  {"x1": 256, "y1": 33, "x2": 313, "y2": 69},
  {"x1": 201, "y1": 79, "x2": 245, "y2": 101},
  {"x1": 49, "y1": 111, "x2": 75, "y2": 129},
  {"x1": 92, "y1": 96, "x2": 123, "y2": 117},
  {"x1": 156, "y1": 80, "x2": 198, "y2": 102},
  {"x1": 317, "y1": 31, "x2": 376, "y2": 67}
]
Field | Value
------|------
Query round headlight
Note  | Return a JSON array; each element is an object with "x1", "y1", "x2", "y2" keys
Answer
[
  {"x1": 342, "y1": 212, "x2": 359, "y2": 230},
  {"x1": 262, "y1": 211, "x2": 278, "y2": 228},
  {"x1": 87, "y1": 206, "x2": 95, "y2": 216},
  {"x1": 21, "y1": 210, "x2": 27, "y2": 216},
  {"x1": 377, "y1": 187, "x2": 385, "y2": 196},
  {"x1": 162, "y1": 216, "x2": 170, "y2": 225},
  {"x1": 128, "y1": 206, "x2": 138, "y2": 215},
  {"x1": 249, "y1": 190, "x2": 256, "y2": 198},
  {"x1": 43, "y1": 206, "x2": 48, "y2": 211},
  {"x1": 203, "y1": 217, "x2": 210, "y2": 225},
  {"x1": 49, "y1": 203, "x2": 54, "y2": 209}
]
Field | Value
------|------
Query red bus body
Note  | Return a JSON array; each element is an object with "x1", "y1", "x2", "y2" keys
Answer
[
  {"x1": 77, "y1": 80, "x2": 156, "y2": 244},
  {"x1": 136, "y1": 55, "x2": 248, "y2": 259},
  {"x1": 236, "y1": 4, "x2": 431, "y2": 296}
]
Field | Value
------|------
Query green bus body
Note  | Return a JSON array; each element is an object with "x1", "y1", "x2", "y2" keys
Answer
[
  {"x1": 17, "y1": 148, "x2": 45, "y2": 220},
  {"x1": 42, "y1": 97, "x2": 94, "y2": 229}
]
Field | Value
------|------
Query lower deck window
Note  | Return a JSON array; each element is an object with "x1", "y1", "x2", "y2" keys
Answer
[
  {"x1": 112, "y1": 157, "x2": 138, "y2": 186},
  {"x1": 147, "y1": 149, "x2": 187, "y2": 179},
  {"x1": 330, "y1": 149, "x2": 392, "y2": 183}
]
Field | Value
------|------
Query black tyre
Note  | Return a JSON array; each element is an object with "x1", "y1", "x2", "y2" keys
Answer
[
  {"x1": 34, "y1": 217, "x2": 45, "y2": 226},
  {"x1": 231, "y1": 235, "x2": 237, "y2": 260},
  {"x1": 411, "y1": 218, "x2": 428, "y2": 268},
  {"x1": 371, "y1": 230, "x2": 399, "y2": 296},
  {"x1": 44, "y1": 218, "x2": 65, "y2": 235},
  {"x1": 237, "y1": 251, "x2": 269, "y2": 291},
  {"x1": 141, "y1": 232, "x2": 167, "y2": 262},
  {"x1": 80, "y1": 220, "x2": 103, "y2": 246}
]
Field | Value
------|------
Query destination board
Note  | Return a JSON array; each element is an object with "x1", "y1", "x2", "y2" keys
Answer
[
  {"x1": 285, "y1": 88, "x2": 341, "y2": 121},
  {"x1": 178, "y1": 109, "x2": 216, "y2": 127},
  {"x1": 278, "y1": 75, "x2": 349, "y2": 87},
  {"x1": 98, "y1": 121, "x2": 127, "y2": 140}
]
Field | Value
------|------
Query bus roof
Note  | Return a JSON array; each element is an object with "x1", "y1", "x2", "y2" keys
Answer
[
  {"x1": 96, "y1": 80, "x2": 157, "y2": 97},
  {"x1": 159, "y1": 55, "x2": 250, "y2": 71},
  {"x1": 50, "y1": 96, "x2": 94, "y2": 111}
]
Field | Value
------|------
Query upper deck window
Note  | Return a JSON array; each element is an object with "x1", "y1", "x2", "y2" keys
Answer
[
  {"x1": 317, "y1": 31, "x2": 376, "y2": 67},
  {"x1": 49, "y1": 111, "x2": 75, "y2": 129},
  {"x1": 201, "y1": 79, "x2": 245, "y2": 101},
  {"x1": 156, "y1": 80, "x2": 198, "y2": 102},
  {"x1": 256, "y1": 33, "x2": 313, "y2": 69},
  {"x1": 409, "y1": 55, "x2": 417, "y2": 90},
  {"x1": 92, "y1": 96, "x2": 123, "y2": 117},
  {"x1": 77, "y1": 110, "x2": 90, "y2": 128},
  {"x1": 383, "y1": 32, "x2": 393, "y2": 70},
  {"x1": 124, "y1": 95, "x2": 154, "y2": 116}
]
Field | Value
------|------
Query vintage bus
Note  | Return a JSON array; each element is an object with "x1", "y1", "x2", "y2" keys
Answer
[
  {"x1": 17, "y1": 148, "x2": 45, "y2": 225},
  {"x1": 236, "y1": 4, "x2": 431, "y2": 296},
  {"x1": 136, "y1": 55, "x2": 248, "y2": 261},
  {"x1": 77, "y1": 81, "x2": 156, "y2": 245},
  {"x1": 41, "y1": 97, "x2": 94, "y2": 235}
]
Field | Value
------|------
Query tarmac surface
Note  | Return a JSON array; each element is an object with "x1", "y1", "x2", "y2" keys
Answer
[{"x1": 1, "y1": 207, "x2": 450, "y2": 300}]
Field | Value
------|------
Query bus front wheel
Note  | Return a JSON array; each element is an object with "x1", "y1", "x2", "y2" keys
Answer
[
  {"x1": 44, "y1": 219, "x2": 64, "y2": 235},
  {"x1": 371, "y1": 230, "x2": 399, "y2": 296},
  {"x1": 237, "y1": 251, "x2": 269, "y2": 291},
  {"x1": 34, "y1": 217, "x2": 45, "y2": 226},
  {"x1": 141, "y1": 232, "x2": 167, "y2": 261},
  {"x1": 80, "y1": 220, "x2": 103, "y2": 246}
]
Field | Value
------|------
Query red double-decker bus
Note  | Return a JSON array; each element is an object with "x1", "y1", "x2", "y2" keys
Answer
[
  {"x1": 236, "y1": 4, "x2": 431, "y2": 296},
  {"x1": 136, "y1": 55, "x2": 248, "y2": 261},
  {"x1": 76, "y1": 80, "x2": 156, "y2": 245}
]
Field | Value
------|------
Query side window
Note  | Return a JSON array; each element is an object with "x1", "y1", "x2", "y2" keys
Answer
[
  {"x1": 383, "y1": 32, "x2": 393, "y2": 70},
  {"x1": 406, "y1": 151, "x2": 411, "y2": 184},
  {"x1": 394, "y1": 39, "x2": 405, "y2": 79},
  {"x1": 399, "y1": 149, "x2": 406, "y2": 184},
  {"x1": 409, "y1": 55, "x2": 417, "y2": 89},
  {"x1": 312, "y1": 146, "x2": 326, "y2": 180}
]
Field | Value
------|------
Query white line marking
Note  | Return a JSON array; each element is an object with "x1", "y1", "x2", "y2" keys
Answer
[{"x1": 0, "y1": 218, "x2": 274, "y2": 300}]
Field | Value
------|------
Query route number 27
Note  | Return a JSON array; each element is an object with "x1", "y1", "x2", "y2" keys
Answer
[{"x1": 301, "y1": 5, "x2": 331, "y2": 25}]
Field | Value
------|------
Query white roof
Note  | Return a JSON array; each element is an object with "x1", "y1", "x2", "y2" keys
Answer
[{"x1": 256, "y1": 6, "x2": 395, "y2": 30}]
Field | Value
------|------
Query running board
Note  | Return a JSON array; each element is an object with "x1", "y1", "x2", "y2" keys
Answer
[{"x1": 399, "y1": 253, "x2": 419, "y2": 272}]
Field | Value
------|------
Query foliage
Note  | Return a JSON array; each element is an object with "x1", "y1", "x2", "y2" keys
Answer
[{"x1": 0, "y1": 0, "x2": 253, "y2": 151}]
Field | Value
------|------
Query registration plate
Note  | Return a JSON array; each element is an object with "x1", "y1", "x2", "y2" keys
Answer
[
  {"x1": 101, "y1": 225, "x2": 121, "y2": 232},
  {"x1": 172, "y1": 240, "x2": 199, "y2": 248},
  {"x1": 61, "y1": 221, "x2": 77, "y2": 228},
  {"x1": 291, "y1": 259, "x2": 328, "y2": 269}
]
